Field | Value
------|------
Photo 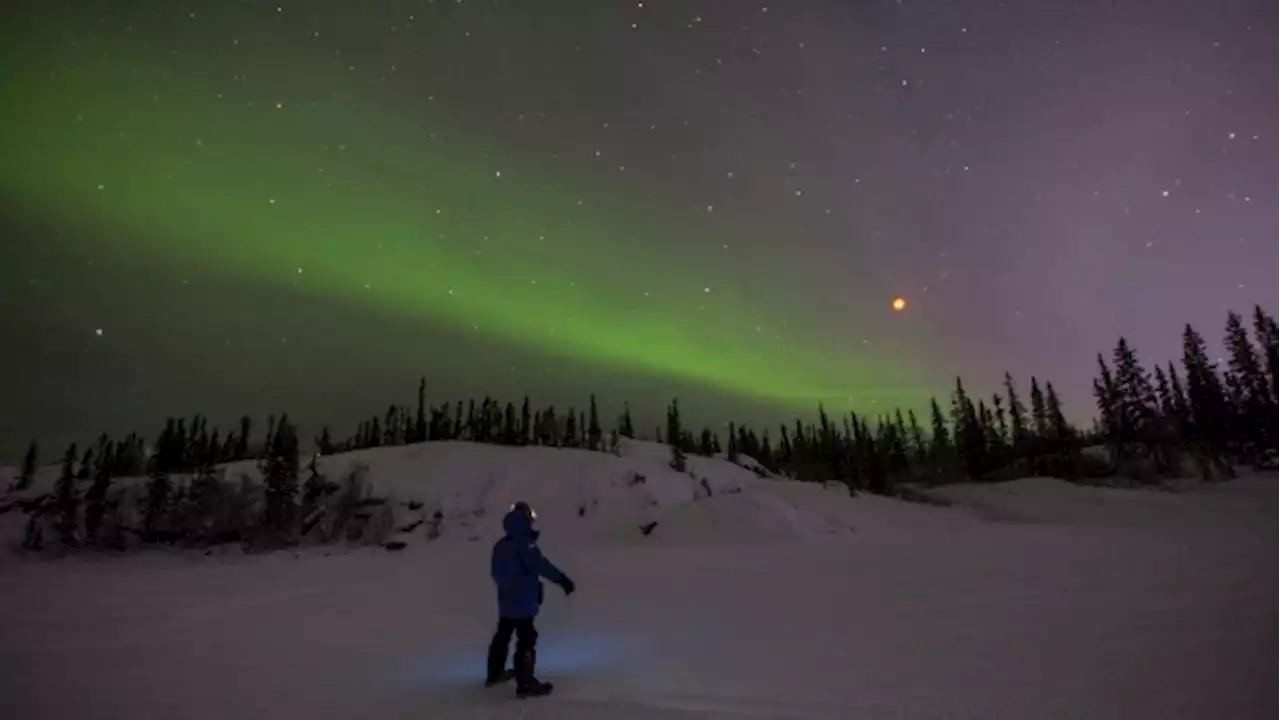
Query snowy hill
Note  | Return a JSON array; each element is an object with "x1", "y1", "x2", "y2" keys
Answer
[{"x1": 1, "y1": 439, "x2": 1275, "y2": 719}]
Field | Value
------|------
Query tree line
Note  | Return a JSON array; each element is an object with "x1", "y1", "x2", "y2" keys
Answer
[{"x1": 7, "y1": 305, "x2": 1276, "y2": 553}]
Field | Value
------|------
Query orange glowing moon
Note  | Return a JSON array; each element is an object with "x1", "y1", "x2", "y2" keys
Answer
[{"x1": 891, "y1": 296, "x2": 907, "y2": 311}]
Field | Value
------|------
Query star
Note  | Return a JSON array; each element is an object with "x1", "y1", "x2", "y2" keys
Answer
[{"x1": 94, "y1": 328, "x2": 104, "y2": 337}]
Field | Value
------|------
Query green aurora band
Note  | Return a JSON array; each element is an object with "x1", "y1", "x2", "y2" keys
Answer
[{"x1": 1, "y1": 13, "x2": 932, "y2": 415}]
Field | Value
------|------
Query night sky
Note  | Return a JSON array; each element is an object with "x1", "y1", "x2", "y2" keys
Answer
[{"x1": 1, "y1": 0, "x2": 1275, "y2": 458}]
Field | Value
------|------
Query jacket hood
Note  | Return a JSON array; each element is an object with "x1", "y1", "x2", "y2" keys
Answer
[{"x1": 502, "y1": 506, "x2": 538, "y2": 539}]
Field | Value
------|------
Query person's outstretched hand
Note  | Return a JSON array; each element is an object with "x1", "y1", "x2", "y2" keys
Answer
[{"x1": 559, "y1": 576, "x2": 576, "y2": 596}]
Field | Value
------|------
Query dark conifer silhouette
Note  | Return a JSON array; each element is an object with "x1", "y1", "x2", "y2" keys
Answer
[
  {"x1": 53, "y1": 443, "x2": 80, "y2": 546},
  {"x1": 83, "y1": 440, "x2": 114, "y2": 545},
  {"x1": 262, "y1": 414, "x2": 301, "y2": 544},
  {"x1": 618, "y1": 402, "x2": 635, "y2": 439},
  {"x1": 9, "y1": 303, "x2": 1276, "y2": 556},
  {"x1": 14, "y1": 440, "x2": 38, "y2": 491},
  {"x1": 588, "y1": 394, "x2": 603, "y2": 451}
]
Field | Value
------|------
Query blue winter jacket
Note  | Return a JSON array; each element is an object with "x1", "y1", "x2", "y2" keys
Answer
[{"x1": 491, "y1": 507, "x2": 569, "y2": 619}]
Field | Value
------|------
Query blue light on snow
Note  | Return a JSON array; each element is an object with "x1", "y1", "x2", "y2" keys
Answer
[{"x1": 392, "y1": 630, "x2": 624, "y2": 690}]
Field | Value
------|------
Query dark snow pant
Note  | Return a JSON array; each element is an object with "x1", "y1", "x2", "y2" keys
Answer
[{"x1": 487, "y1": 617, "x2": 538, "y2": 683}]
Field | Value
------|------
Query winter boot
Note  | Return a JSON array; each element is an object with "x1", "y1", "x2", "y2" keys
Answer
[
  {"x1": 485, "y1": 641, "x2": 514, "y2": 687},
  {"x1": 514, "y1": 649, "x2": 554, "y2": 698}
]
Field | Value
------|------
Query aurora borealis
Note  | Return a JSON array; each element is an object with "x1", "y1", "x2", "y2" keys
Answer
[{"x1": 1, "y1": 1, "x2": 1275, "y2": 455}]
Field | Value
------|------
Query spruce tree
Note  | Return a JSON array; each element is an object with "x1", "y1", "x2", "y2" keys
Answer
[
  {"x1": 928, "y1": 397, "x2": 951, "y2": 475},
  {"x1": 1003, "y1": 373, "x2": 1029, "y2": 461},
  {"x1": 75, "y1": 446, "x2": 93, "y2": 480},
  {"x1": 1153, "y1": 365, "x2": 1175, "y2": 424},
  {"x1": 1166, "y1": 362, "x2": 1192, "y2": 441},
  {"x1": 588, "y1": 394, "x2": 603, "y2": 451},
  {"x1": 264, "y1": 414, "x2": 278, "y2": 457},
  {"x1": 235, "y1": 417, "x2": 250, "y2": 459},
  {"x1": 666, "y1": 399, "x2": 683, "y2": 451},
  {"x1": 316, "y1": 427, "x2": 334, "y2": 455},
  {"x1": 1181, "y1": 324, "x2": 1233, "y2": 474},
  {"x1": 465, "y1": 400, "x2": 477, "y2": 441},
  {"x1": 15, "y1": 440, "x2": 38, "y2": 491},
  {"x1": 384, "y1": 405, "x2": 399, "y2": 446},
  {"x1": 698, "y1": 427, "x2": 714, "y2": 456},
  {"x1": 299, "y1": 454, "x2": 328, "y2": 538},
  {"x1": 563, "y1": 410, "x2": 578, "y2": 448},
  {"x1": 1253, "y1": 305, "x2": 1278, "y2": 400},
  {"x1": 1093, "y1": 354, "x2": 1120, "y2": 463},
  {"x1": 1112, "y1": 339, "x2": 1161, "y2": 467},
  {"x1": 1028, "y1": 378, "x2": 1049, "y2": 443},
  {"x1": 951, "y1": 378, "x2": 984, "y2": 480},
  {"x1": 1043, "y1": 382, "x2": 1076, "y2": 477},
  {"x1": 84, "y1": 441, "x2": 114, "y2": 546},
  {"x1": 54, "y1": 443, "x2": 80, "y2": 546},
  {"x1": 503, "y1": 402, "x2": 517, "y2": 445},
  {"x1": 542, "y1": 406, "x2": 557, "y2": 446},
  {"x1": 906, "y1": 409, "x2": 927, "y2": 466},
  {"x1": 207, "y1": 430, "x2": 222, "y2": 467},
  {"x1": 1225, "y1": 310, "x2": 1276, "y2": 452},
  {"x1": 619, "y1": 402, "x2": 635, "y2": 439},
  {"x1": 262, "y1": 414, "x2": 301, "y2": 543},
  {"x1": 990, "y1": 394, "x2": 1009, "y2": 448},
  {"x1": 520, "y1": 396, "x2": 532, "y2": 445},
  {"x1": 415, "y1": 377, "x2": 427, "y2": 443},
  {"x1": 860, "y1": 422, "x2": 888, "y2": 494},
  {"x1": 759, "y1": 430, "x2": 774, "y2": 470},
  {"x1": 778, "y1": 424, "x2": 792, "y2": 465}
]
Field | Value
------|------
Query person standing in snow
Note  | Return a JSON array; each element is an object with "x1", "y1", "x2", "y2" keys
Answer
[{"x1": 485, "y1": 501, "x2": 576, "y2": 697}]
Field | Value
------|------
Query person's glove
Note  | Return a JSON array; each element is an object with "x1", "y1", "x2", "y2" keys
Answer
[{"x1": 558, "y1": 576, "x2": 576, "y2": 596}]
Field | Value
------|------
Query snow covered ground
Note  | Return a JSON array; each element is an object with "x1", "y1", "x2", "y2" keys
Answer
[{"x1": 1, "y1": 440, "x2": 1275, "y2": 719}]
